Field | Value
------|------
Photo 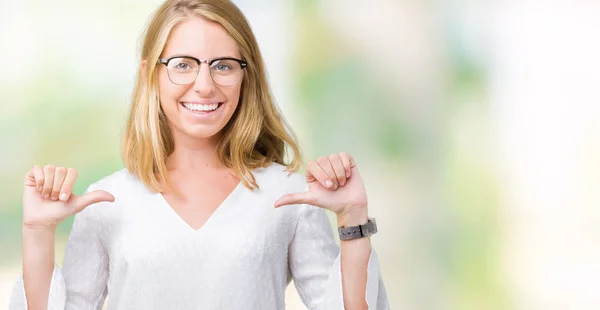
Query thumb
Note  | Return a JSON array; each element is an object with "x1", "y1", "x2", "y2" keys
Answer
[
  {"x1": 71, "y1": 190, "x2": 115, "y2": 211},
  {"x1": 274, "y1": 191, "x2": 314, "y2": 208}
]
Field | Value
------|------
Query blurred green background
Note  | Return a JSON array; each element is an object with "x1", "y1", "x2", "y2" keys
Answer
[{"x1": 2, "y1": 1, "x2": 600, "y2": 309}]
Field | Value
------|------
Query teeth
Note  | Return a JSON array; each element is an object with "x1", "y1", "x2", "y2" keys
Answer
[{"x1": 182, "y1": 103, "x2": 219, "y2": 112}]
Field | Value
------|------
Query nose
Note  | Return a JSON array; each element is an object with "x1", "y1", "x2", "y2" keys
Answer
[{"x1": 192, "y1": 63, "x2": 215, "y2": 95}]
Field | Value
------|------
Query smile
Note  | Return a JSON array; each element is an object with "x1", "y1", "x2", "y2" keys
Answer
[{"x1": 180, "y1": 102, "x2": 223, "y2": 114}]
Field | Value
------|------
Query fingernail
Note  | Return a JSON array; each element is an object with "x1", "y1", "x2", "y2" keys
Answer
[
  {"x1": 346, "y1": 172, "x2": 351, "y2": 178},
  {"x1": 60, "y1": 193, "x2": 68, "y2": 201},
  {"x1": 51, "y1": 197, "x2": 58, "y2": 201},
  {"x1": 43, "y1": 193, "x2": 49, "y2": 199},
  {"x1": 325, "y1": 180, "x2": 333, "y2": 188}
]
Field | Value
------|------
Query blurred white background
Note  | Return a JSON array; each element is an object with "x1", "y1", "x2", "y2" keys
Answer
[{"x1": 1, "y1": 0, "x2": 599, "y2": 309}]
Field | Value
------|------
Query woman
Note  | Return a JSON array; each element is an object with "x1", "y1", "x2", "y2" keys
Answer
[{"x1": 11, "y1": 0, "x2": 388, "y2": 309}]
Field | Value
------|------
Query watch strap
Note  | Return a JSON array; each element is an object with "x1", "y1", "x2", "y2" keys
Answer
[{"x1": 338, "y1": 218, "x2": 377, "y2": 241}]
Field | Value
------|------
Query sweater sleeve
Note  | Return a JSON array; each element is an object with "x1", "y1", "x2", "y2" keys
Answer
[
  {"x1": 288, "y1": 204, "x2": 390, "y2": 309},
  {"x1": 10, "y1": 187, "x2": 110, "y2": 310}
]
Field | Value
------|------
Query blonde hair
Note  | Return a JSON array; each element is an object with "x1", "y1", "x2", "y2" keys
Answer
[{"x1": 122, "y1": 0, "x2": 302, "y2": 193}]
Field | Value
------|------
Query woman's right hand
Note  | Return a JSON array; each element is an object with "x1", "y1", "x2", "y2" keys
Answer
[{"x1": 22, "y1": 165, "x2": 115, "y2": 230}]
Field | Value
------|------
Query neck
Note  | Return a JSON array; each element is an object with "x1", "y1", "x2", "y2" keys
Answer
[{"x1": 166, "y1": 133, "x2": 225, "y2": 172}]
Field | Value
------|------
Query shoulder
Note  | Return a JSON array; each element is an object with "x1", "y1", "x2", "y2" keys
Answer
[
  {"x1": 80, "y1": 168, "x2": 148, "y2": 218},
  {"x1": 251, "y1": 163, "x2": 313, "y2": 217},
  {"x1": 252, "y1": 162, "x2": 307, "y2": 193},
  {"x1": 252, "y1": 163, "x2": 329, "y2": 228},
  {"x1": 86, "y1": 168, "x2": 145, "y2": 195}
]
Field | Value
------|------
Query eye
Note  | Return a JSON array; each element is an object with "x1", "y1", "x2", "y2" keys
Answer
[
  {"x1": 214, "y1": 63, "x2": 232, "y2": 71},
  {"x1": 211, "y1": 59, "x2": 236, "y2": 72},
  {"x1": 168, "y1": 58, "x2": 196, "y2": 72},
  {"x1": 175, "y1": 62, "x2": 190, "y2": 70}
]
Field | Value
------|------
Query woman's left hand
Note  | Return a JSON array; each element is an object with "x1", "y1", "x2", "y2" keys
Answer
[{"x1": 274, "y1": 152, "x2": 368, "y2": 220}]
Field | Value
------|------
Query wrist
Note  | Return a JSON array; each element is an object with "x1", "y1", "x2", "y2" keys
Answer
[
  {"x1": 22, "y1": 225, "x2": 56, "y2": 251},
  {"x1": 336, "y1": 205, "x2": 369, "y2": 227},
  {"x1": 22, "y1": 224, "x2": 57, "y2": 235}
]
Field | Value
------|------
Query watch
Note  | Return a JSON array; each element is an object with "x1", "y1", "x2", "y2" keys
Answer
[{"x1": 338, "y1": 218, "x2": 378, "y2": 241}]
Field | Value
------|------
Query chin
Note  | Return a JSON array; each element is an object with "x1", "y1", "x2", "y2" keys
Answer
[{"x1": 178, "y1": 123, "x2": 228, "y2": 141}]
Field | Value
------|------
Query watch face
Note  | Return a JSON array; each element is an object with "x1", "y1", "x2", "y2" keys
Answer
[{"x1": 364, "y1": 218, "x2": 377, "y2": 236}]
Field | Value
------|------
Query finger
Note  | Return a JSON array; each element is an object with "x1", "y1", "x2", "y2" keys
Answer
[
  {"x1": 339, "y1": 152, "x2": 352, "y2": 178},
  {"x1": 33, "y1": 165, "x2": 45, "y2": 191},
  {"x1": 307, "y1": 160, "x2": 333, "y2": 188},
  {"x1": 24, "y1": 166, "x2": 42, "y2": 188},
  {"x1": 70, "y1": 190, "x2": 115, "y2": 212},
  {"x1": 42, "y1": 165, "x2": 55, "y2": 199},
  {"x1": 51, "y1": 167, "x2": 67, "y2": 201},
  {"x1": 274, "y1": 191, "x2": 315, "y2": 208},
  {"x1": 349, "y1": 155, "x2": 357, "y2": 168},
  {"x1": 329, "y1": 154, "x2": 347, "y2": 187},
  {"x1": 59, "y1": 168, "x2": 78, "y2": 201},
  {"x1": 316, "y1": 156, "x2": 338, "y2": 189}
]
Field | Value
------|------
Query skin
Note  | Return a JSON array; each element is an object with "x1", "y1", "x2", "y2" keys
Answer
[{"x1": 21, "y1": 16, "x2": 372, "y2": 310}]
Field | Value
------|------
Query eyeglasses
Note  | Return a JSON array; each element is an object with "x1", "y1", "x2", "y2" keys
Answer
[{"x1": 158, "y1": 56, "x2": 247, "y2": 86}]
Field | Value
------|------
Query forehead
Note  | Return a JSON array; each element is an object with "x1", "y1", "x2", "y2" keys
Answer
[{"x1": 162, "y1": 16, "x2": 240, "y2": 59}]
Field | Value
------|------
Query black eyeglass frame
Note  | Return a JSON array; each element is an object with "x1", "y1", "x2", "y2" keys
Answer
[{"x1": 157, "y1": 56, "x2": 248, "y2": 85}]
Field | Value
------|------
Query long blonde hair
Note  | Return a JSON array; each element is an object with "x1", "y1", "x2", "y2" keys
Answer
[{"x1": 122, "y1": 0, "x2": 302, "y2": 193}]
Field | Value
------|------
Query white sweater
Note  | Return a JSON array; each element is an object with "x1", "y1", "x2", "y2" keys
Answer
[{"x1": 10, "y1": 163, "x2": 389, "y2": 309}]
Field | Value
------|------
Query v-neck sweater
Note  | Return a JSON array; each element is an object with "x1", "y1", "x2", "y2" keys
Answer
[{"x1": 11, "y1": 163, "x2": 389, "y2": 309}]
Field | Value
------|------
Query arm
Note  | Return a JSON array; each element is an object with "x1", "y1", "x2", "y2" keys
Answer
[
  {"x1": 21, "y1": 227, "x2": 58, "y2": 310},
  {"x1": 11, "y1": 204, "x2": 110, "y2": 310},
  {"x1": 337, "y1": 210, "x2": 372, "y2": 309},
  {"x1": 11, "y1": 166, "x2": 113, "y2": 310},
  {"x1": 288, "y1": 204, "x2": 388, "y2": 310},
  {"x1": 61, "y1": 205, "x2": 110, "y2": 309},
  {"x1": 275, "y1": 153, "x2": 390, "y2": 309},
  {"x1": 287, "y1": 204, "x2": 338, "y2": 309}
]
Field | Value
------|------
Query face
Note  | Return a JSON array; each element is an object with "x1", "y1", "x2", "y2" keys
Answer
[{"x1": 157, "y1": 16, "x2": 243, "y2": 144}]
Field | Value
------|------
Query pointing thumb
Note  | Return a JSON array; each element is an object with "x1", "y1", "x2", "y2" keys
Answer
[
  {"x1": 72, "y1": 190, "x2": 115, "y2": 211},
  {"x1": 274, "y1": 191, "x2": 314, "y2": 208}
]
